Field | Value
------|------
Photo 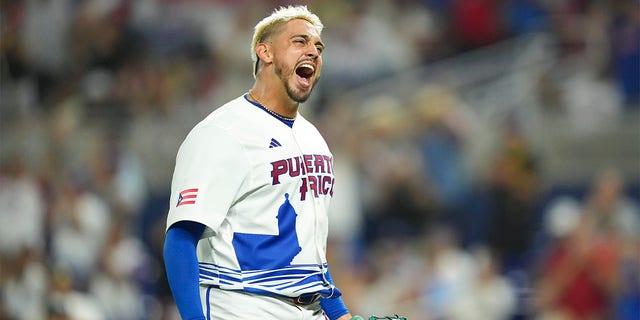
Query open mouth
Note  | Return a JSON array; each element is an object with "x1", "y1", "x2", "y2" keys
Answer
[{"x1": 295, "y1": 63, "x2": 315, "y2": 88}]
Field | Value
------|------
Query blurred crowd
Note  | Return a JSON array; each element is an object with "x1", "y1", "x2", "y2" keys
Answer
[{"x1": 1, "y1": 0, "x2": 638, "y2": 319}]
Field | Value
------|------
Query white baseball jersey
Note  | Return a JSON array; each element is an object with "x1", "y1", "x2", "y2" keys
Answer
[{"x1": 166, "y1": 94, "x2": 339, "y2": 300}]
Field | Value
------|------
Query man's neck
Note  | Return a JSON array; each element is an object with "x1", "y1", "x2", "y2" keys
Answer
[{"x1": 249, "y1": 81, "x2": 299, "y2": 118}]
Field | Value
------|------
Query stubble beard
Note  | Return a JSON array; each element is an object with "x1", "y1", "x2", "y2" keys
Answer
[{"x1": 274, "y1": 60, "x2": 314, "y2": 103}]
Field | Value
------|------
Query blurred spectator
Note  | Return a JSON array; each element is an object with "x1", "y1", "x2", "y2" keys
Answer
[
  {"x1": 87, "y1": 135, "x2": 147, "y2": 218},
  {"x1": 410, "y1": 85, "x2": 472, "y2": 214},
  {"x1": 609, "y1": 0, "x2": 640, "y2": 108},
  {"x1": 355, "y1": 95, "x2": 432, "y2": 243},
  {"x1": 396, "y1": 0, "x2": 450, "y2": 63},
  {"x1": 20, "y1": 0, "x2": 74, "y2": 103},
  {"x1": 357, "y1": 239, "x2": 424, "y2": 319},
  {"x1": 1, "y1": 248, "x2": 48, "y2": 320},
  {"x1": 417, "y1": 225, "x2": 476, "y2": 319},
  {"x1": 560, "y1": 61, "x2": 623, "y2": 134},
  {"x1": 487, "y1": 127, "x2": 540, "y2": 272},
  {"x1": 548, "y1": 0, "x2": 590, "y2": 58},
  {"x1": 504, "y1": 0, "x2": 550, "y2": 35},
  {"x1": 69, "y1": 0, "x2": 133, "y2": 73},
  {"x1": 559, "y1": 1, "x2": 625, "y2": 135},
  {"x1": 583, "y1": 168, "x2": 640, "y2": 240},
  {"x1": 449, "y1": 246, "x2": 517, "y2": 320},
  {"x1": 450, "y1": 0, "x2": 504, "y2": 50},
  {"x1": 0, "y1": 152, "x2": 48, "y2": 318},
  {"x1": 535, "y1": 208, "x2": 620, "y2": 320},
  {"x1": 89, "y1": 221, "x2": 153, "y2": 320},
  {"x1": 49, "y1": 173, "x2": 111, "y2": 287},
  {"x1": 615, "y1": 237, "x2": 640, "y2": 320},
  {"x1": 583, "y1": 168, "x2": 640, "y2": 320},
  {"x1": 320, "y1": 1, "x2": 417, "y2": 92},
  {"x1": 540, "y1": 196, "x2": 583, "y2": 252},
  {"x1": 0, "y1": 154, "x2": 46, "y2": 257},
  {"x1": 47, "y1": 267, "x2": 106, "y2": 320}
]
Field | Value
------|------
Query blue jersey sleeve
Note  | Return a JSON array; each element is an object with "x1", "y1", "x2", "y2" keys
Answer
[{"x1": 164, "y1": 221, "x2": 206, "y2": 320}]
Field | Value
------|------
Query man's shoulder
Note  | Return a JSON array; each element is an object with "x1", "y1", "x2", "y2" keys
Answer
[
  {"x1": 186, "y1": 94, "x2": 265, "y2": 139},
  {"x1": 191, "y1": 95, "x2": 254, "y2": 130},
  {"x1": 201, "y1": 95, "x2": 249, "y2": 123}
]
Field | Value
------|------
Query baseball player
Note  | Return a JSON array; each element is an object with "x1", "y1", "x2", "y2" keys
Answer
[{"x1": 163, "y1": 5, "x2": 356, "y2": 320}]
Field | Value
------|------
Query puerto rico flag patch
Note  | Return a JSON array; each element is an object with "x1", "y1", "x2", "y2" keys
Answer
[{"x1": 176, "y1": 188, "x2": 198, "y2": 207}]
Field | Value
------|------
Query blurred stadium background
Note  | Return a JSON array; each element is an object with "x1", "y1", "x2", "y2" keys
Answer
[{"x1": 1, "y1": 0, "x2": 638, "y2": 319}]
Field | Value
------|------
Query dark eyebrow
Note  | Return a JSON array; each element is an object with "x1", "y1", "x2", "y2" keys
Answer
[{"x1": 291, "y1": 34, "x2": 325, "y2": 50}]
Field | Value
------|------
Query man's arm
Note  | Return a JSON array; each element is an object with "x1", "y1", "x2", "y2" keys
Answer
[
  {"x1": 164, "y1": 221, "x2": 206, "y2": 320},
  {"x1": 319, "y1": 267, "x2": 352, "y2": 320},
  {"x1": 320, "y1": 295, "x2": 351, "y2": 320}
]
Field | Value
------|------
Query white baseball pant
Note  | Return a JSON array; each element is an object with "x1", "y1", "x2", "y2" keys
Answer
[{"x1": 200, "y1": 286, "x2": 327, "y2": 320}]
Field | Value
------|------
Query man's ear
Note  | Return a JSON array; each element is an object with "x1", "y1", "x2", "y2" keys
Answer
[{"x1": 256, "y1": 43, "x2": 273, "y2": 64}]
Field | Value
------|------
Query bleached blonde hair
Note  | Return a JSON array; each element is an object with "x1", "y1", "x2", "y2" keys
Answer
[{"x1": 251, "y1": 5, "x2": 324, "y2": 76}]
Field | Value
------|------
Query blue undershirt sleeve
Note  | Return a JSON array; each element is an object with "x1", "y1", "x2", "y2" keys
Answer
[
  {"x1": 164, "y1": 221, "x2": 206, "y2": 320},
  {"x1": 319, "y1": 267, "x2": 350, "y2": 320}
]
